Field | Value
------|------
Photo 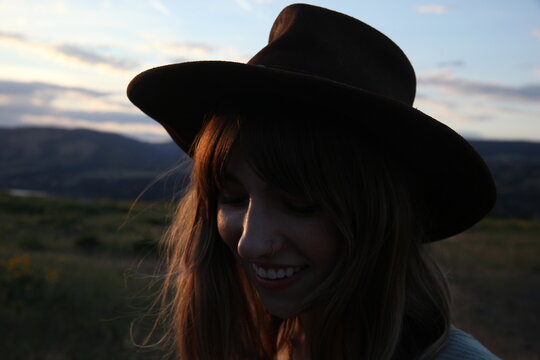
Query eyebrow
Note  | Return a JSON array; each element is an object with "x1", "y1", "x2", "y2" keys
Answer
[
  {"x1": 220, "y1": 170, "x2": 274, "y2": 194},
  {"x1": 222, "y1": 172, "x2": 240, "y2": 184}
]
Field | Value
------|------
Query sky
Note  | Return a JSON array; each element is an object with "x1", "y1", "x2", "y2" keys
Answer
[{"x1": 0, "y1": 0, "x2": 539, "y2": 143}]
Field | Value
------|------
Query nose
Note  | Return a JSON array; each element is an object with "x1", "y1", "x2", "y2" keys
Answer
[{"x1": 237, "y1": 201, "x2": 284, "y2": 260}]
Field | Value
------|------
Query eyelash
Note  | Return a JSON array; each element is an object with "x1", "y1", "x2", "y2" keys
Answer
[
  {"x1": 218, "y1": 193, "x2": 248, "y2": 206},
  {"x1": 281, "y1": 198, "x2": 318, "y2": 214},
  {"x1": 218, "y1": 193, "x2": 318, "y2": 214}
]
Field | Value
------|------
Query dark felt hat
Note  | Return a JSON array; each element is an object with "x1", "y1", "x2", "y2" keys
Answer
[{"x1": 127, "y1": 3, "x2": 496, "y2": 241}]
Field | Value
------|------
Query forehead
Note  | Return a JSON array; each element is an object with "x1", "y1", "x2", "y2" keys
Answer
[{"x1": 221, "y1": 145, "x2": 270, "y2": 190}]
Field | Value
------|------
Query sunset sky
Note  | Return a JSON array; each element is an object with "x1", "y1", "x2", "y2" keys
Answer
[{"x1": 0, "y1": 0, "x2": 539, "y2": 143}]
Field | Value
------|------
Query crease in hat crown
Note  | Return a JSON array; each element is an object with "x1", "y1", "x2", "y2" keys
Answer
[{"x1": 246, "y1": 3, "x2": 417, "y2": 105}]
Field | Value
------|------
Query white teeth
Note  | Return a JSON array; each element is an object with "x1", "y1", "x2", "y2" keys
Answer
[
  {"x1": 286, "y1": 268, "x2": 294, "y2": 277},
  {"x1": 257, "y1": 267, "x2": 267, "y2": 278},
  {"x1": 252, "y1": 264, "x2": 303, "y2": 280}
]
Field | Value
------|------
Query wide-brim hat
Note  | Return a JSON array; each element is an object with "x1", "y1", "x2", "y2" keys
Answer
[{"x1": 127, "y1": 3, "x2": 496, "y2": 241}]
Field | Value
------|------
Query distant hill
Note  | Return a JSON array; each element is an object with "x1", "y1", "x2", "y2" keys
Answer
[
  {"x1": 0, "y1": 127, "x2": 188, "y2": 201},
  {"x1": 0, "y1": 127, "x2": 539, "y2": 218},
  {"x1": 473, "y1": 141, "x2": 540, "y2": 218}
]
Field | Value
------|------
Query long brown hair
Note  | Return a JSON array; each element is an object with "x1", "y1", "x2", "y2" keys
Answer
[{"x1": 156, "y1": 104, "x2": 451, "y2": 359}]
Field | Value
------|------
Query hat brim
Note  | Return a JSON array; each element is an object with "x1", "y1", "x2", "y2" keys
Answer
[{"x1": 127, "y1": 60, "x2": 496, "y2": 241}]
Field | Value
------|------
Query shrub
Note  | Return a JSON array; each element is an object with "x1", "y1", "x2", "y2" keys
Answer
[
  {"x1": 17, "y1": 237, "x2": 46, "y2": 250},
  {"x1": 0, "y1": 254, "x2": 59, "y2": 306},
  {"x1": 74, "y1": 235, "x2": 102, "y2": 251},
  {"x1": 132, "y1": 236, "x2": 157, "y2": 255}
]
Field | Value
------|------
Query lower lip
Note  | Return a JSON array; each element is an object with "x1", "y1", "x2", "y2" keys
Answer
[{"x1": 252, "y1": 268, "x2": 305, "y2": 290}]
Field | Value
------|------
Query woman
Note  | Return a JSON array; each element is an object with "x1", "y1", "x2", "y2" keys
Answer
[{"x1": 128, "y1": 4, "x2": 499, "y2": 359}]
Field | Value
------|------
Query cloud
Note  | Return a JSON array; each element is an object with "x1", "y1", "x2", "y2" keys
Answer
[
  {"x1": 0, "y1": 79, "x2": 166, "y2": 142},
  {"x1": 532, "y1": 28, "x2": 540, "y2": 40},
  {"x1": 19, "y1": 115, "x2": 166, "y2": 136},
  {"x1": 0, "y1": 80, "x2": 142, "y2": 121},
  {"x1": 465, "y1": 102, "x2": 540, "y2": 120},
  {"x1": 437, "y1": 60, "x2": 465, "y2": 68},
  {"x1": 149, "y1": 0, "x2": 172, "y2": 16},
  {"x1": 415, "y1": 71, "x2": 540, "y2": 141},
  {"x1": 0, "y1": 80, "x2": 142, "y2": 123},
  {"x1": 418, "y1": 69, "x2": 540, "y2": 102},
  {"x1": 234, "y1": 0, "x2": 276, "y2": 10},
  {"x1": 0, "y1": 29, "x2": 138, "y2": 72},
  {"x1": 164, "y1": 42, "x2": 214, "y2": 60},
  {"x1": 414, "y1": 93, "x2": 540, "y2": 142},
  {"x1": 136, "y1": 33, "x2": 213, "y2": 57},
  {"x1": 0, "y1": 30, "x2": 26, "y2": 41},
  {"x1": 0, "y1": 80, "x2": 108, "y2": 97},
  {"x1": 415, "y1": 5, "x2": 450, "y2": 14},
  {"x1": 135, "y1": 33, "x2": 249, "y2": 63},
  {"x1": 54, "y1": 44, "x2": 138, "y2": 71},
  {"x1": 234, "y1": 0, "x2": 253, "y2": 11},
  {"x1": 415, "y1": 95, "x2": 489, "y2": 123}
]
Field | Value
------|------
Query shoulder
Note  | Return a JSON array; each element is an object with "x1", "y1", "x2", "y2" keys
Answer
[{"x1": 435, "y1": 327, "x2": 501, "y2": 360}]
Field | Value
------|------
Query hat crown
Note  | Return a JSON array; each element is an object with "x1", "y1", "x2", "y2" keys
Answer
[{"x1": 248, "y1": 4, "x2": 416, "y2": 105}]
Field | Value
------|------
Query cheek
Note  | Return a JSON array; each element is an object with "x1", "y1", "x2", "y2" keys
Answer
[
  {"x1": 303, "y1": 219, "x2": 341, "y2": 265},
  {"x1": 217, "y1": 208, "x2": 243, "y2": 250}
]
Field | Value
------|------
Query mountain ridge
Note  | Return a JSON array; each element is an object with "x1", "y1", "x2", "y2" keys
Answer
[
  {"x1": 1, "y1": 126, "x2": 538, "y2": 218},
  {"x1": 0, "y1": 127, "x2": 188, "y2": 201}
]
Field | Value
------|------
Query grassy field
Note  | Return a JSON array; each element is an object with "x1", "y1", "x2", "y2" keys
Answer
[
  {"x1": 0, "y1": 191, "x2": 171, "y2": 360},
  {"x1": 430, "y1": 218, "x2": 540, "y2": 360},
  {"x1": 0, "y1": 191, "x2": 538, "y2": 359}
]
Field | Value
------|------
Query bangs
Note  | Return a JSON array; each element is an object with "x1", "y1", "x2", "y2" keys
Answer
[
  {"x1": 208, "y1": 106, "x2": 344, "y2": 203},
  {"x1": 242, "y1": 120, "x2": 317, "y2": 200},
  {"x1": 191, "y1": 113, "x2": 240, "y2": 201}
]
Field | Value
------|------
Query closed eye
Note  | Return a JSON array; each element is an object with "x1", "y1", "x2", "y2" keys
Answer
[
  {"x1": 281, "y1": 196, "x2": 319, "y2": 214},
  {"x1": 218, "y1": 193, "x2": 248, "y2": 207},
  {"x1": 217, "y1": 173, "x2": 248, "y2": 207}
]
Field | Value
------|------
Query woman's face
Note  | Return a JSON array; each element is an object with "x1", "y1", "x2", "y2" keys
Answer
[{"x1": 216, "y1": 147, "x2": 340, "y2": 318}]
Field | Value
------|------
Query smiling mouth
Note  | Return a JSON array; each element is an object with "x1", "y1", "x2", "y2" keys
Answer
[{"x1": 251, "y1": 263, "x2": 306, "y2": 280}]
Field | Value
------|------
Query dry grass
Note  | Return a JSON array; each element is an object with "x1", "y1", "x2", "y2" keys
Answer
[
  {"x1": 430, "y1": 219, "x2": 540, "y2": 359},
  {"x1": 1, "y1": 192, "x2": 538, "y2": 359}
]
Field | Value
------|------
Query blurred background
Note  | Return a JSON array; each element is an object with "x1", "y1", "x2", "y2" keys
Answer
[{"x1": 0, "y1": 1, "x2": 539, "y2": 359}]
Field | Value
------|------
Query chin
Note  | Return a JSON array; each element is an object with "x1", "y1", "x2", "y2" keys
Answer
[{"x1": 260, "y1": 297, "x2": 304, "y2": 319}]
